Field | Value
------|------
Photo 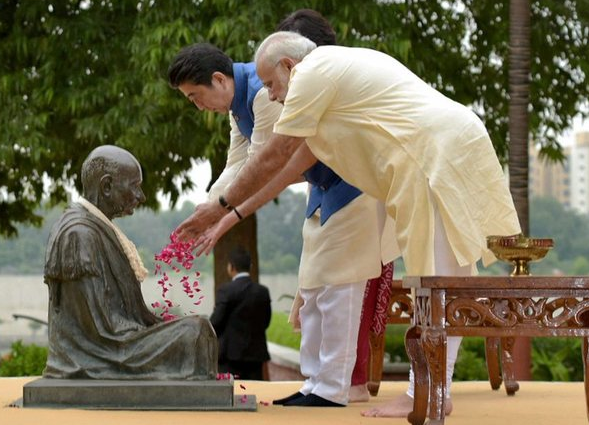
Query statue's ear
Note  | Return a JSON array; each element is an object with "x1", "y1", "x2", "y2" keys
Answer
[{"x1": 100, "y1": 174, "x2": 113, "y2": 197}]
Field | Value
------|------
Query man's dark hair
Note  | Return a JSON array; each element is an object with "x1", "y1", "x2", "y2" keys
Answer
[
  {"x1": 228, "y1": 246, "x2": 251, "y2": 273},
  {"x1": 276, "y1": 9, "x2": 337, "y2": 47},
  {"x1": 167, "y1": 43, "x2": 234, "y2": 88}
]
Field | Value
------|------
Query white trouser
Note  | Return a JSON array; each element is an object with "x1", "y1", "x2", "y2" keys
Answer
[
  {"x1": 299, "y1": 280, "x2": 367, "y2": 405},
  {"x1": 406, "y1": 205, "x2": 473, "y2": 398}
]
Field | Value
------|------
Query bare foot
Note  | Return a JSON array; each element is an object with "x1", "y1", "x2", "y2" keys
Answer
[
  {"x1": 361, "y1": 393, "x2": 453, "y2": 418},
  {"x1": 348, "y1": 384, "x2": 370, "y2": 403}
]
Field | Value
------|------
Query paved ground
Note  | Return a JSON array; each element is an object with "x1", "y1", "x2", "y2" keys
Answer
[{"x1": 2, "y1": 378, "x2": 588, "y2": 425}]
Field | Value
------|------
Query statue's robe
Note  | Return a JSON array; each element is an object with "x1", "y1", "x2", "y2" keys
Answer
[{"x1": 43, "y1": 203, "x2": 217, "y2": 380}]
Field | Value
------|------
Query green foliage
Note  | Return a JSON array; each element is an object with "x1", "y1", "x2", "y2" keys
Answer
[
  {"x1": 266, "y1": 311, "x2": 301, "y2": 350},
  {"x1": 573, "y1": 256, "x2": 589, "y2": 275},
  {"x1": 532, "y1": 337, "x2": 583, "y2": 381},
  {"x1": 0, "y1": 340, "x2": 48, "y2": 377},
  {"x1": 452, "y1": 336, "x2": 584, "y2": 382},
  {"x1": 384, "y1": 325, "x2": 410, "y2": 363},
  {"x1": 454, "y1": 337, "x2": 489, "y2": 381},
  {"x1": 529, "y1": 196, "x2": 589, "y2": 275},
  {"x1": 380, "y1": 327, "x2": 584, "y2": 382},
  {"x1": 1, "y1": 0, "x2": 587, "y2": 236},
  {"x1": 257, "y1": 189, "x2": 306, "y2": 274}
]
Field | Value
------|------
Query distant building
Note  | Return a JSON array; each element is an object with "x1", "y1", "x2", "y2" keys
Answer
[
  {"x1": 570, "y1": 132, "x2": 589, "y2": 214},
  {"x1": 529, "y1": 143, "x2": 571, "y2": 209},
  {"x1": 529, "y1": 131, "x2": 589, "y2": 214}
]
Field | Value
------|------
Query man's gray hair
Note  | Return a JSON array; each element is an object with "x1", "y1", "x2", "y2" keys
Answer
[{"x1": 254, "y1": 31, "x2": 317, "y2": 66}]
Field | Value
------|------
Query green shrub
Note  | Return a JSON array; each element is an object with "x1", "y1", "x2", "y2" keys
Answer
[
  {"x1": 380, "y1": 328, "x2": 584, "y2": 382},
  {"x1": 0, "y1": 341, "x2": 48, "y2": 377},
  {"x1": 384, "y1": 325, "x2": 409, "y2": 363},
  {"x1": 268, "y1": 314, "x2": 585, "y2": 383},
  {"x1": 453, "y1": 337, "x2": 584, "y2": 381},
  {"x1": 532, "y1": 337, "x2": 583, "y2": 381},
  {"x1": 266, "y1": 312, "x2": 301, "y2": 350},
  {"x1": 454, "y1": 337, "x2": 489, "y2": 381}
]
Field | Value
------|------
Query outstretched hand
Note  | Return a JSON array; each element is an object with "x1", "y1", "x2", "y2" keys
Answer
[
  {"x1": 174, "y1": 201, "x2": 227, "y2": 242},
  {"x1": 193, "y1": 210, "x2": 241, "y2": 256}
]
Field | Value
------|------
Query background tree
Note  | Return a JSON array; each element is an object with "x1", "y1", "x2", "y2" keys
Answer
[{"x1": 1, "y1": 0, "x2": 587, "y2": 284}]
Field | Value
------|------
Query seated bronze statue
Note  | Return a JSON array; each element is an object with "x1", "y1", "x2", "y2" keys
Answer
[{"x1": 43, "y1": 145, "x2": 217, "y2": 380}]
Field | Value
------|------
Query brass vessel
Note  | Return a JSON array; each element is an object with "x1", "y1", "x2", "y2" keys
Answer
[{"x1": 487, "y1": 234, "x2": 554, "y2": 276}]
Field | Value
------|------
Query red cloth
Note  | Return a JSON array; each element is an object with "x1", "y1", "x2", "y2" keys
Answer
[{"x1": 351, "y1": 262, "x2": 394, "y2": 386}]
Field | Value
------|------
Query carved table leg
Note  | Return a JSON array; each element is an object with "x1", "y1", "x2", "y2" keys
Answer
[
  {"x1": 406, "y1": 326, "x2": 428, "y2": 425},
  {"x1": 485, "y1": 337, "x2": 503, "y2": 390},
  {"x1": 422, "y1": 327, "x2": 447, "y2": 424},
  {"x1": 500, "y1": 337, "x2": 520, "y2": 396},
  {"x1": 583, "y1": 337, "x2": 589, "y2": 419},
  {"x1": 367, "y1": 331, "x2": 385, "y2": 396}
]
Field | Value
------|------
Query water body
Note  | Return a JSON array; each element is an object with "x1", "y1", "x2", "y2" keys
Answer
[{"x1": 0, "y1": 273, "x2": 298, "y2": 354}]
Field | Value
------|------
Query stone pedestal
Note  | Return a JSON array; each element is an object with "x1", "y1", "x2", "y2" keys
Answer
[{"x1": 22, "y1": 378, "x2": 256, "y2": 411}]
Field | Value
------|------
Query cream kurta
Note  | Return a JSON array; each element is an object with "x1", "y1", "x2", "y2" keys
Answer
[
  {"x1": 299, "y1": 194, "x2": 399, "y2": 289},
  {"x1": 274, "y1": 46, "x2": 521, "y2": 275},
  {"x1": 209, "y1": 80, "x2": 398, "y2": 287}
]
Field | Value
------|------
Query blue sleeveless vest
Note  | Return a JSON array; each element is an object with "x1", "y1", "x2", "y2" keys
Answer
[
  {"x1": 303, "y1": 162, "x2": 362, "y2": 225},
  {"x1": 231, "y1": 62, "x2": 362, "y2": 225},
  {"x1": 230, "y1": 62, "x2": 262, "y2": 140}
]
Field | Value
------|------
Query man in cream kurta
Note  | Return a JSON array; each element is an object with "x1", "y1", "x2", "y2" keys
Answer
[
  {"x1": 267, "y1": 34, "x2": 521, "y2": 416},
  {"x1": 175, "y1": 32, "x2": 521, "y2": 417},
  {"x1": 271, "y1": 45, "x2": 520, "y2": 276}
]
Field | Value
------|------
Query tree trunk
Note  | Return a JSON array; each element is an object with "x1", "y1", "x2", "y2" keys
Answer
[
  {"x1": 508, "y1": 0, "x2": 532, "y2": 380},
  {"x1": 208, "y1": 154, "x2": 259, "y2": 293},
  {"x1": 213, "y1": 214, "x2": 259, "y2": 290}
]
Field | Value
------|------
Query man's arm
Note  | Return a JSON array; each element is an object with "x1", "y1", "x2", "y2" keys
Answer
[
  {"x1": 235, "y1": 140, "x2": 315, "y2": 216},
  {"x1": 208, "y1": 116, "x2": 249, "y2": 200},
  {"x1": 224, "y1": 133, "x2": 309, "y2": 207},
  {"x1": 193, "y1": 141, "x2": 316, "y2": 255},
  {"x1": 175, "y1": 133, "x2": 310, "y2": 241},
  {"x1": 262, "y1": 286, "x2": 272, "y2": 330}
]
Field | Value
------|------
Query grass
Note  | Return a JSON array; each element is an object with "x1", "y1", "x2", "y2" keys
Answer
[
  {"x1": 266, "y1": 312, "x2": 409, "y2": 363},
  {"x1": 266, "y1": 312, "x2": 301, "y2": 350}
]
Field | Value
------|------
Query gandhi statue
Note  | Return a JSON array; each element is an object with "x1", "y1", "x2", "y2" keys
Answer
[{"x1": 43, "y1": 145, "x2": 218, "y2": 380}]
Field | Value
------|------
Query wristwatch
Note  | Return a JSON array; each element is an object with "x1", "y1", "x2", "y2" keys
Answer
[{"x1": 218, "y1": 195, "x2": 234, "y2": 211}]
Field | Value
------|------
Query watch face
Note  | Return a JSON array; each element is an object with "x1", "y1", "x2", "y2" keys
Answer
[{"x1": 219, "y1": 195, "x2": 231, "y2": 209}]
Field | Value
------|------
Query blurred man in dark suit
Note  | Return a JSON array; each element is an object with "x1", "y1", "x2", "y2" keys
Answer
[{"x1": 210, "y1": 247, "x2": 272, "y2": 380}]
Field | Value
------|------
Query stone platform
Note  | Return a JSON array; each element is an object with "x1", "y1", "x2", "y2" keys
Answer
[{"x1": 21, "y1": 378, "x2": 256, "y2": 411}]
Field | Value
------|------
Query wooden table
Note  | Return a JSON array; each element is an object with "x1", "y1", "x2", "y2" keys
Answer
[{"x1": 404, "y1": 275, "x2": 589, "y2": 425}]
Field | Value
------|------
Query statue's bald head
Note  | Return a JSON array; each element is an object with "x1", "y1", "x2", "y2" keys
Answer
[
  {"x1": 81, "y1": 145, "x2": 145, "y2": 219},
  {"x1": 81, "y1": 145, "x2": 139, "y2": 196}
]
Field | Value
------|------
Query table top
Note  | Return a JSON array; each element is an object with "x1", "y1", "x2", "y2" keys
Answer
[{"x1": 403, "y1": 275, "x2": 589, "y2": 290}]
